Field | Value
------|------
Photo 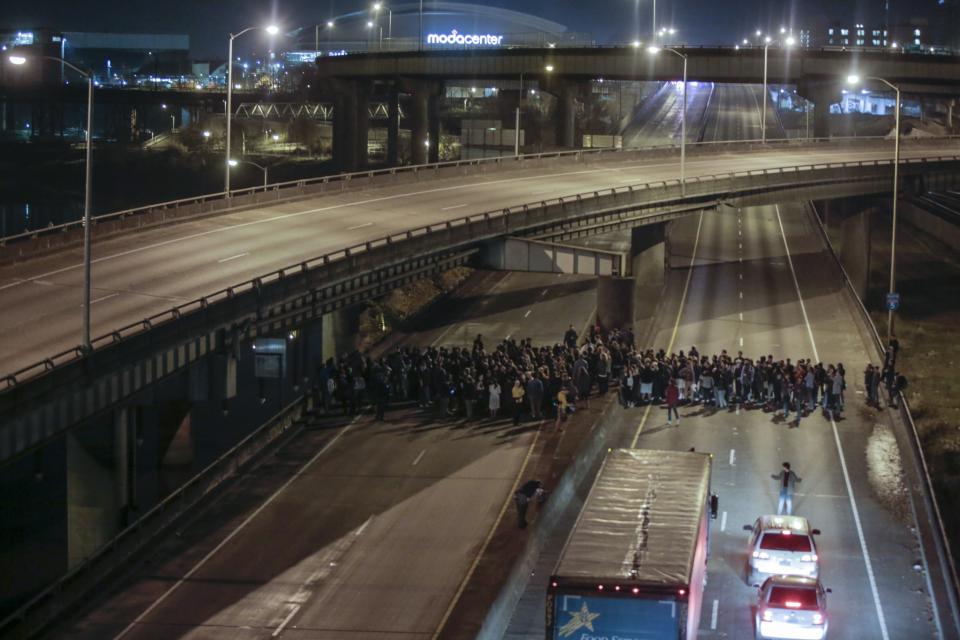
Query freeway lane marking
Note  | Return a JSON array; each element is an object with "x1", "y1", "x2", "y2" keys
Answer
[
  {"x1": 346, "y1": 222, "x2": 374, "y2": 230},
  {"x1": 0, "y1": 148, "x2": 922, "y2": 294},
  {"x1": 720, "y1": 511, "x2": 728, "y2": 532},
  {"x1": 82, "y1": 293, "x2": 119, "y2": 307},
  {"x1": 217, "y1": 252, "x2": 249, "y2": 263},
  {"x1": 710, "y1": 599, "x2": 719, "y2": 630},
  {"x1": 441, "y1": 203, "x2": 467, "y2": 210},
  {"x1": 112, "y1": 414, "x2": 362, "y2": 640},
  {"x1": 523, "y1": 309, "x2": 531, "y2": 318},
  {"x1": 412, "y1": 449, "x2": 427, "y2": 466},
  {"x1": 729, "y1": 449, "x2": 736, "y2": 466},
  {"x1": 631, "y1": 210, "x2": 704, "y2": 449},
  {"x1": 774, "y1": 203, "x2": 889, "y2": 640},
  {"x1": 272, "y1": 604, "x2": 301, "y2": 637}
]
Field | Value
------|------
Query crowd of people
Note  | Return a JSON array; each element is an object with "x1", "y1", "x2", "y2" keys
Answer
[{"x1": 314, "y1": 324, "x2": 908, "y2": 426}]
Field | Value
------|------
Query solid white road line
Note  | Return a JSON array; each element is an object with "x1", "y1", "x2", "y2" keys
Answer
[
  {"x1": 774, "y1": 204, "x2": 889, "y2": 640},
  {"x1": 217, "y1": 252, "x2": 249, "y2": 263},
  {"x1": 710, "y1": 599, "x2": 719, "y2": 630},
  {"x1": 89, "y1": 293, "x2": 119, "y2": 306},
  {"x1": 441, "y1": 203, "x2": 467, "y2": 210},
  {"x1": 112, "y1": 414, "x2": 361, "y2": 640},
  {"x1": 412, "y1": 449, "x2": 427, "y2": 466},
  {"x1": 272, "y1": 604, "x2": 301, "y2": 637},
  {"x1": 720, "y1": 511, "x2": 728, "y2": 532},
  {"x1": 346, "y1": 222, "x2": 374, "y2": 230}
]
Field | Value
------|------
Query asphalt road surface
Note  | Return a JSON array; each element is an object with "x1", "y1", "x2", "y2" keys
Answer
[
  {"x1": 51, "y1": 270, "x2": 597, "y2": 640},
  {"x1": 1, "y1": 138, "x2": 952, "y2": 379},
  {"x1": 504, "y1": 203, "x2": 935, "y2": 639}
]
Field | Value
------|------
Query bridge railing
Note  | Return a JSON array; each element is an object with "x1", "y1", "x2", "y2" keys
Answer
[
  {"x1": 807, "y1": 201, "x2": 960, "y2": 639},
  {"x1": 3, "y1": 135, "x2": 957, "y2": 261},
  {"x1": 4, "y1": 151, "x2": 960, "y2": 393}
]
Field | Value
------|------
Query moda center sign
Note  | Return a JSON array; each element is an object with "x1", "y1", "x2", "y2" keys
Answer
[{"x1": 425, "y1": 29, "x2": 504, "y2": 45}]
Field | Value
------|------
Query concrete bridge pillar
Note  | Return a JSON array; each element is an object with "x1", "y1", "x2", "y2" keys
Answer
[
  {"x1": 557, "y1": 85, "x2": 578, "y2": 149},
  {"x1": 387, "y1": 85, "x2": 400, "y2": 166},
  {"x1": 411, "y1": 91, "x2": 429, "y2": 165},
  {"x1": 837, "y1": 206, "x2": 873, "y2": 300},
  {"x1": 331, "y1": 80, "x2": 370, "y2": 172},
  {"x1": 631, "y1": 223, "x2": 667, "y2": 338},
  {"x1": 404, "y1": 80, "x2": 442, "y2": 165},
  {"x1": 798, "y1": 83, "x2": 840, "y2": 139}
]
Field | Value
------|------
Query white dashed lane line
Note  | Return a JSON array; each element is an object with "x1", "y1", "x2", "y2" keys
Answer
[{"x1": 217, "y1": 252, "x2": 249, "y2": 263}]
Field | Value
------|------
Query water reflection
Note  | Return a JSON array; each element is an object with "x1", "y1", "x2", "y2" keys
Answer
[{"x1": 0, "y1": 201, "x2": 84, "y2": 237}]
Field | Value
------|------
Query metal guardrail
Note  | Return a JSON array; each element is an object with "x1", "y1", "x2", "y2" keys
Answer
[
  {"x1": 0, "y1": 394, "x2": 311, "y2": 640},
  {"x1": 4, "y1": 135, "x2": 954, "y2": 249},
  {"x1": 3, "y1": 149, "x2": 959, "y2": 394},
  {"x1": 807, "y1": 201, "x2": 960, "y2": 639}
]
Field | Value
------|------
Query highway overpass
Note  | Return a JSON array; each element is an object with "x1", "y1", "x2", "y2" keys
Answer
[
  {"x1": 3, "y1": 84, "x2": 959, "y2": 640},
  {"x1": 313, "y1": 46, "x2": 960, "y2": 162},
  {"x1": 2, "y1": 137, "x2": 960, "y2": 465}
]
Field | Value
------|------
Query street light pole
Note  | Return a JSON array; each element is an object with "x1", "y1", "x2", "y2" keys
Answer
[
  {"x1": 515, "y1": 71, "x2": 524, "y2": 157},
  {"x1": 419, "y1": 0, "x2": 424, "y2": 51},
  {"x1": 762, "y1": 39, "x2": 770, "y2": 143},
  {"x1": 649, "y1": 46, "x2": 687, "y2": 193},
  {"x1": 9, "y1": 54, "x2": 94, "y2": 351},
  {"x1": 226, "y1": 25, "x2": 279, "y2": 196},
  {"x1": 229, "y1": 159, "x2": 269, "y2": 189},
  {"x1": 848, "y1": 75, "x2": 900, "y2": 340}
]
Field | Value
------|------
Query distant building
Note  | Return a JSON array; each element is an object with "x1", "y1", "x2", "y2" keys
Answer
[{"x1": 62, "y1": 32, "x2": 190, "y2": 86}]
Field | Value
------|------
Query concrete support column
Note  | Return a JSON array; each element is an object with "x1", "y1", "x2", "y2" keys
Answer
[
  {"x1": 557, "y1": 86, "x2": 577, "y2": 149},
  {"x1": 597, "y1": 276, "x2": 635, "y2": 331},
  {"x1": 631, "y1": 223, "x2": 667, "y2": 338},
  {"x1": 797, "y1": 84, "x2": 840, "y2": 139},
  {"x1": 839, "y1": 209, "x2": 873, "y2": 300},
  {"x1": 411, "y1": 91, "x2": 429, "y2": 165},
  {"x1": 428, "y1": 93, "x2": 440, "y2": 163},
  {"x1": 387, "y1": 86, "x2": 400, "y2": 166},
  {"x1": 114, "y1": 407, "x2": 131, "y2": 526},
  {"x1": 331, "y1": 80, "x2": 369, "y2": 172}
]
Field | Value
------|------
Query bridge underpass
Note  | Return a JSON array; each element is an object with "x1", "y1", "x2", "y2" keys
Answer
[{"x1": 5, "y1": 138, "x2": 949, "y2": 632}]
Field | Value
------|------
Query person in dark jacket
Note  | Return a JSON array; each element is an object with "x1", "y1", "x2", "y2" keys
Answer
[{"x1": 665, "y1": 379, "x2": 680, "y2": 425}]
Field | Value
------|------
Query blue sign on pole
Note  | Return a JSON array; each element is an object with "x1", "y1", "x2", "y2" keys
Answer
[{"x1": 886, "y1": 293, "x2": 900, "y2": 311}]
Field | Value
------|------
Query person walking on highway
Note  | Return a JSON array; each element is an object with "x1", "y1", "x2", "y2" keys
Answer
[
  {"x1": 665, "y1": 379, "x2": 680, "y2": 425},
  {"x1": 772, "y1": 462, "x2": 802, "y2": 515},
  {"x1": 864, "y1": 363, "x2": 877, "y2": 407}
]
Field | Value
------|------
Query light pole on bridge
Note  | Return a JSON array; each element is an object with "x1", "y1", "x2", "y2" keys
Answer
[
  {"x1": 648, "y1": 45, "x2": 688, "y2": 194},
  {"x1": 226, "y1": 25, "x2": 279, "y2": 196},
  {"x1": 848, "y1": 73, "x2": 901, "y2": 342},
  {"x1": 8, "y1": 53, "x2": 95, "y2": 353},
  {"x1": 228, "y1": 158, "x2": 270, "y2": 189},
  {"x1": 761, "y1": 34, "x2": 795, "y2": 143}
]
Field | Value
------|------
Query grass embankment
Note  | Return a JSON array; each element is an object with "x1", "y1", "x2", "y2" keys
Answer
[{"x1": 864, "y1": 213, "x2": 960, "y2": 542}]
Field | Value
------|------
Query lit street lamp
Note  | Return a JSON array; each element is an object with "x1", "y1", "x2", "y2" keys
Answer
[
  {"x1": 8, "y1": 53, "x2": 95, "y2": 352},
  {"x1": 848, "y1": 73, "x2": 901, "y2": 341},
  {"x1": 229, "y1": 158, "x2": 269, "y2": 189},
  {"x1": 648, "y1": 45, "x2": 688, "y2": 193},
  {"x1": 372, "y1": 2, "x2": 392, "y2": 46},
  {"x1": 226, "y1": 24, "x2": 279, "y2": 195},
  {"x1": 761, "y1": 34, "x2": 795, "y2": 143}
]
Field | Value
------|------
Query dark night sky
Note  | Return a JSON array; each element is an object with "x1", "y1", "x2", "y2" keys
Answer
[{"x1": 2, "y1": 0, "x2": 942, "y2": 58}]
